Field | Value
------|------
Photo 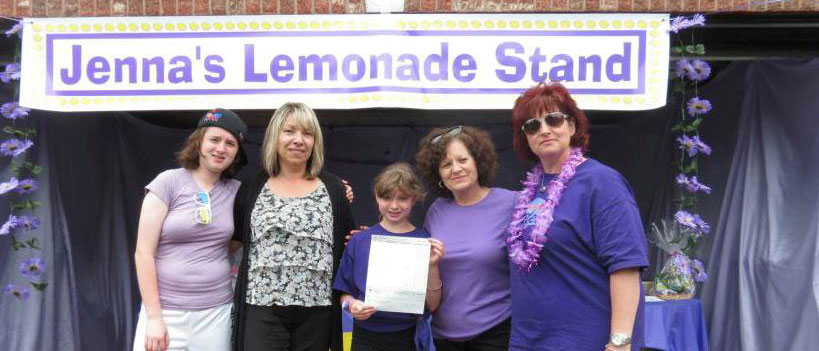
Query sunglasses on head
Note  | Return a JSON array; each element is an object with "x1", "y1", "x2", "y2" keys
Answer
[
  {"x1": 430, "y1": 126, "x2": 463, "y2": 145},
  {"x1": 521, "y1": 112, "x2": 571, "y2": 136}
]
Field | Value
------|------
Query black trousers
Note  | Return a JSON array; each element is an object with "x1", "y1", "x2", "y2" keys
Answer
[
  {"x1": 243, "y1": 304, "x2": 331, "y2": 351},
  {"x1": 433, "y1": 318, "x2": 510, "y2": 351},
  {"x1": 351, "y1": 324, "x2": 416, "y2": 351}
]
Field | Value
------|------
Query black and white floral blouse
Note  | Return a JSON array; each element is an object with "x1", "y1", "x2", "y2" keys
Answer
[{"x1": 246, "y1": 182, "x2": 334, "y2": 307}]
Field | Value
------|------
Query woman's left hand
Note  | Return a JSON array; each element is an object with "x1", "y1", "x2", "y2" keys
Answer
[{"x1": 429, "y1": 238, "x2": 445, "y2": 266}]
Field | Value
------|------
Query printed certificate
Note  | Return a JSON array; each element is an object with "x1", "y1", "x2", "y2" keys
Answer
[{"x1": 364, "y1": 235, "x2": 430, "y2": 314}]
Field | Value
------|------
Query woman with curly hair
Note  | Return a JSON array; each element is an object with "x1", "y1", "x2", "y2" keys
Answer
[{"x1": 415, "y1": 126, "x2": 516, "y2": 351}]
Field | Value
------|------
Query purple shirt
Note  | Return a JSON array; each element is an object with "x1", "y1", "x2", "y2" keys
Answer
[
  {"x1": 145, "y1": 168, "x2": 240, "y2": 310},
  {"x1": 333, "y1": 224, "x2": 431, "y2": 332},
  {"x1": 508, "y1": 159, "x2": 649, "y2": 351},
  {"x1": 424, "y1": 188, "x2": 516, "y2": 340}
]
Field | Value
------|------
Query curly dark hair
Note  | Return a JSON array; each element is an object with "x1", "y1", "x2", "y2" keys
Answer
[
  {"x1": 176, "y1": 127, "x2": 243, "y2": 179},
  {"x1": 415, "y1": 126, "x2": 498, "y2": 199},
  {"x1": 512, "y1": 82, "x2": 590, "y2": 163}
]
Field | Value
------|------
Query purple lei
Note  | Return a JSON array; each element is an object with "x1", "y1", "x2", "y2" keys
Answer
[{"x1": 507, "y1": 147, "x2": 585, "y2": 271}]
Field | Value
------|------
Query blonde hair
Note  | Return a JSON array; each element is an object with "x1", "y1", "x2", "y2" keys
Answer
[
  {"x1": 373, "y1": 162, "x2": 426, "y2": 202},
  {"x1": 260, "y1": 102, "x2": 324, "y2": 179}
]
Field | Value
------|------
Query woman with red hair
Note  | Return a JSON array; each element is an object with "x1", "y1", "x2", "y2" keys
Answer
[{"x1": 506, "y1": 82, "x2": 648, "y2": 351}]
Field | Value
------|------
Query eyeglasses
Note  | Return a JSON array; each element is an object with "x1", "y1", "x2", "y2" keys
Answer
[
  {"x1": 521, "y1": 112, "x2": 571, "y2": 136},
  {"x1": 430, "y1": 126, "x2": 463, "y2": 145},
  {"x1": 194, "y1": 191, "x2": 212, "y2": 225}
]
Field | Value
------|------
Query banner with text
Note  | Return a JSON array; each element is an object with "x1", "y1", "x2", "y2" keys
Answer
[{"x1": 20, "y1": 14, "x2": 669, "y2": 112}]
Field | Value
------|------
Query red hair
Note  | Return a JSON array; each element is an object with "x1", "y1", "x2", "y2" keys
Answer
[{"x1": 511, "y1": 82, "x2": 590, "y2": 163}]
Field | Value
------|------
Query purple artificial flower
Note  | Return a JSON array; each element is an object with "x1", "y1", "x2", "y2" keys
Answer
[
  {"x1": 668, "y1": 14, "x2": 706, "y2": 34},
  {"x1": 676, "y1": 173, "x2": 688, "y2": 186},
  {"x1": 677, "y1": 135, "x2": 698, "y2": 157},
  {"x1": 692, "y1": 135, "x2": 712, "y2": 155},
  {"x1": 4, "y1": 284, "x2": 30, "y2": 300},
  {"x1": 20, "y1": 257, "x2": 46, "y2": 279},
  {"x1": 676, "y1": 174, "x2": 712, "y2": 194},
  {"x1": 677, "y1": 135, "x2": 711, "y2": 157},
  {"x1": 5, "y1": 22, "x2": 22, "y2": 37},
  {"x1": 675, "y1": 210, "x2": 698, "y2": 230},
  {"x1": 693, "y1": 214, "x2": 711, "y2": 234},
  {"x1": 1, "y1": 102, "x2": 30, "y2": 120},
  {"x1": 0, "y1": 177, "x2": 19, "y2": 195},
  {"x1": 0, "y1": 139, "x2": 34, "y2": 157},
  {"x1": 1, "y1": 63, "x2": 21, "y2": 83},
  {"x1": 0, "y1": 214, "x2": 19, "y2": 235},
  {"x1": 688, "y1": 176, "x2": 712, "y2": 194},
  {"x1": 686, "y1": 97, "x2": 712, "y2": 116},
  {"x1": 16, "y1": 179, "x2": 38, "y2": 195},
  {"x1": 668, "y1": 15, "x2": 706, "y2": 34},
  {"x1": 675, "y1": 59, "x2": 693, "y2": 79},
  {"x1": 691, "y1": 259, "x2": 708, "y2": 282},
  {"x1": 18, "y1": 215, "x2": 41, "y2": 231},
  {"x1": 687, "y1": 59, "x2": 711, "y2": 81}
]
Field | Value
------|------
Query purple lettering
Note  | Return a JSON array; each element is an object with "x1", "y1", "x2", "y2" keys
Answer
[
  {"x1": 168, "y1": 56, "x2": 192, "y2": 83},
  {"x1": 370, "y1": 53, "x2": 393, "y2": 79},
  {"x1": 342, "y1": 54, "x2": 365, "y2": 82},
  {"x1": 244, "y1": 44, "x2": 267, "y2": 82},
  {"x1": 578, "y1": 55, "x2": 602, "y2": 82},
  {"x1": 86, "y1": 56, "x2": 110, "y2": 84},
  {"x1": 423, "y1": 43, "x2": 449, "y2": 81},
  {"x1": 396, "y1": 54, "x2": 420, "y2": 81},
  {"x1": 529, "y1": 48, "x2": 547, "y2": 83},
  {"x1": 452, "y1": 54, "x2": 476, "y2": 82},
  {"x1": 495, "y1": 42, "x2": 525, "y2": 82},
  {"x1": 60, "y1": 45, "x2": 82, "y2": 85},
  {"x1": 114, "y1": 57, "x2": 136, "y2": 83},
  {"x1": 204, "y1": 56, "x2": 225, "y2": 83},
  {"x1": 606, "y1": 43, "x2": 631, "y2": 82},
  {"x1": 271, "y1": 55, "x2": 294, "y2": 83},
  {"x1": 299, "y1": 54, "x2": 338, "y2": 81},
  {"x1": 549, "y1": 54, "x2": 573, "y2": 82}
]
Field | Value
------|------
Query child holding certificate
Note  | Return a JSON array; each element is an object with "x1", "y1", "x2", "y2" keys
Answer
[{"x1": 333, "y1": 162, "x2": 445, "y2": 351}]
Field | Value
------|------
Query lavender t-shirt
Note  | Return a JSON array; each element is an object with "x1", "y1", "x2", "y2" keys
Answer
[
  {"x1": 145, "y1": 168, "x2": 240, "y2": 310},
  {"x1": 424, "y1": 188, "x2": 516, "y2": 340}
]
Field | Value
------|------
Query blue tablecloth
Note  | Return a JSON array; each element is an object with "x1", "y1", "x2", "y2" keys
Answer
[
  {"x1": 342, "y1": 299, "x2": 709, "y2": 351},
  {"x1": 644, "y1": 299, "x2": 709, "y2": 351}
]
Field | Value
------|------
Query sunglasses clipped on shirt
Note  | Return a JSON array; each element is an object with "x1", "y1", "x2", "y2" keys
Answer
[
  {"x1": 521, "y1": 112, "x2": 571, "y2": 136},
  {"x1": 194, "y1": 191, "x2": 212, "y2": 225}
]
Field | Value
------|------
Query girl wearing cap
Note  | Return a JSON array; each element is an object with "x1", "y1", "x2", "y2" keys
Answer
[
  {"x1": 133, "y1": 108, "x2": 248, "y2": 351},
  {"x1": 231, "y1": 102, "x2": 355, "y2": 351}
]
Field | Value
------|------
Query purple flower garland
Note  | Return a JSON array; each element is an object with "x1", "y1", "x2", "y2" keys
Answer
[{"x1": 507, "y1": 147, "x2": 585, "y2": 272}]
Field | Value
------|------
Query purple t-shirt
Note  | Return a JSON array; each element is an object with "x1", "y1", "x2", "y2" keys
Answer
[
  {"x1": 508, "y1": 159, "x2": 649, "y2": 351},
  {"x1": 424, "y1": 188, "x2": 516, "y2": 340},
  {"x1": 333, "y1": 224, "x2": 431, "y2": 332},
  {"x1": 145, "y1": 168, "x2": 240, "y2": 310}
]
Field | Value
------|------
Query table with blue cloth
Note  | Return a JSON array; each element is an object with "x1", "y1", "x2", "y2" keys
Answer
[
  {"x1": 643, "y1": 299, "x2": 709, "y2": 351},
  {"x1": 342, "y1": 299, "x2": 709, "y2": 351}
]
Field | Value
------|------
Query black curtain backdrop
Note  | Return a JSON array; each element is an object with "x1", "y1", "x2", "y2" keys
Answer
[{"x1": 2, "y1": 59, "x2": 759, "y2": 350}]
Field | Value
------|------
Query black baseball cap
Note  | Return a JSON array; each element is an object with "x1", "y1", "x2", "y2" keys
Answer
[{"x1": 197, "y1": 108, "x2": 248, "y2": 167}]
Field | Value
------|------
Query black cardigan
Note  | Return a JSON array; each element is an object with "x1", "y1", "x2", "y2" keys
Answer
[{"x1": 230, "y1": 170, "x2": 355, "y2": 351}]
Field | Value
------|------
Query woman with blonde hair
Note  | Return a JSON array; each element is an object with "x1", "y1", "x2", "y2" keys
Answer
[{"x1": 231, "y1": 102, "x2": 355, "y2": 351}]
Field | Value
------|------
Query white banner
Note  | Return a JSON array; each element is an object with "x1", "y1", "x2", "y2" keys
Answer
[{"x1": 19, "y1": 14, "x2": 669, "y2": 112}]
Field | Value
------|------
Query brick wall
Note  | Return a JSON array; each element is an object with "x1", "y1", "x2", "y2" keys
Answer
[{"x1": 0, "y1": 0, "x2": 816, "y2": 17}]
